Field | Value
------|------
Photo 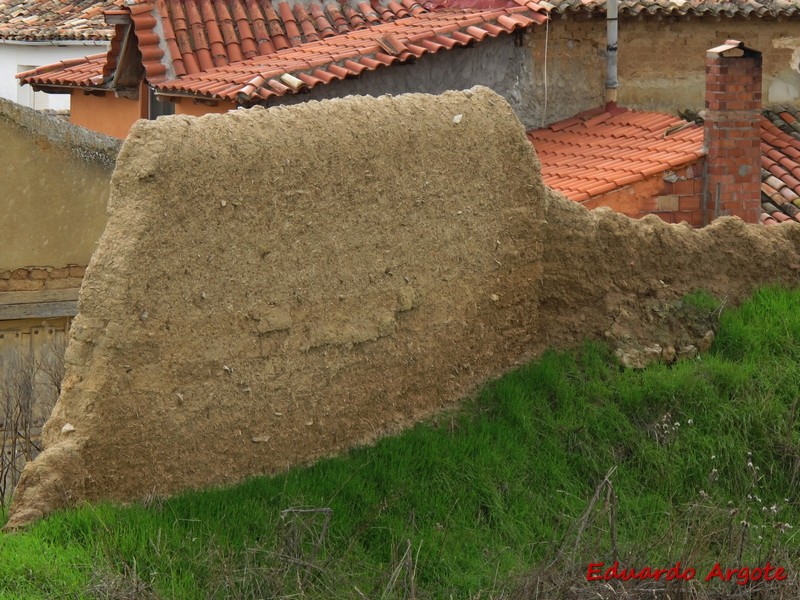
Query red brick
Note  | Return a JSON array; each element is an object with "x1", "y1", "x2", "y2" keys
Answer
[
  {"x1": 638, "y1": 197, "x2": 659, "y2": 212},
  {"x1": 688, "y1": 211, "x2": 705, "y2": 227},
  {"x1": 679, "y1": 196, "x2": 702, "y2": 211},
  {"x1": 671, "y1": 179, "x2": 694, "y2": 195}
]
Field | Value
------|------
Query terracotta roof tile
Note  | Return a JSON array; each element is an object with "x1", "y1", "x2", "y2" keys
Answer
[
  {"x1": 759, "y1": 112, "x2": 800, "y2": 215},
  {"x1": 0, "y1": 0, "x2": 124, "y2": 41},
  {"x1": 530, "y1": 104, "x2": 800, "y2": 228},
  {"x1": 150, "y1": 1, "x2": 547, "y2": 101},
  {"x1": 19, "y1": 0, "x2": 547, "y2": 96},
  {"x1": 544, "y1": 0, "x2": 800, "y2": 18},
  {"x1": 527, "y1": 107, "x2": 704, "y2": 200},
  {"x1": 16, "y1": 52, "x2": 108, "y2": 87}
]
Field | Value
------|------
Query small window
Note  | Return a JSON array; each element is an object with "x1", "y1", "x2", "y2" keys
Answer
[
  {"x1": 17, "y1": 65, "x2": 50, "y2": 110},
  {"x1": 148, "y1": 87, "x2": 175, "y2": 119}
]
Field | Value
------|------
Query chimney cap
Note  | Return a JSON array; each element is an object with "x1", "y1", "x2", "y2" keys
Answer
[
  {"x1": 707, "y1": 39, "x2": 761, "y2": 59},
  {"x1": 103, "y1": 9, "x2": 131, "y2": 25}
]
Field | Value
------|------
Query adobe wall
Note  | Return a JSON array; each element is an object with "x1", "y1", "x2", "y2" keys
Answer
[
  {"x1": 6, "y1": 88, "x2": 800, "y2": 529},
  {"x1": 5, "y1": 88, "x2": 547, "y2": 527},
  {"x1": 0, "y1": 97, "x2": 120, "y2": 165},
  {"x1": 526, "y1": 16, "x2": 800, "y2": 124},
  {"x1": 0, "y1": 110, "x2": 113, "y2": 273}
]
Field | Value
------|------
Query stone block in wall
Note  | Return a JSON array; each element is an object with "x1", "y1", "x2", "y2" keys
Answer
[
  {"x1": 29, "y1": 269, "x2": 49, "y2": 280},
  {"x1": 8, "y1": 279, "x2": 45, "y2": 292},
  {"x1": 657, "y1": 195, "x2": 680, "y2": 212},
  {"x1": 44, "y1": 278, "x2": 84, "y2": 291}
]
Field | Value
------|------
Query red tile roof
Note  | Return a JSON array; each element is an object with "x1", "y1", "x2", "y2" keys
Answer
[
  {"x1": 157, "y1": 6, "x2": 544, "y2": 101},
  {"x1": 545, "y1": 0, "x2": 800, "y2": 18},
  {"x1": 0, "y1": 0, "x2": 124, "y2": 41},
  {"x1": 760, "y1": 107, "x2": 800, "y2": 226},
  {"x1": 18, "y1": 0, "x2": 547, "y2": 101},
  {"x1": 527, "y1": 106, "x2": 705, "y2": 202},
  {"x1": 530, "y1": 105, "x2": 800, "y2": 226},
  {"x1": 17, "y1": 53, "x2": 108, "y2": 89}
]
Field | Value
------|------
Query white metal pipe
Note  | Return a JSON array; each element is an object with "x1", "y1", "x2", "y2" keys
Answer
[{"x1": 605, "y1": 0, "x2": 619, "y2": 104}]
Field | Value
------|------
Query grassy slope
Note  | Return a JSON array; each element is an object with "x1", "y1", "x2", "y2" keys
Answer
[{"x1": 1, "y1": 287, "x2": 800, "y2": 599}]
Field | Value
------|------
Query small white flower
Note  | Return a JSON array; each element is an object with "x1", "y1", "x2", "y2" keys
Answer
[{"x1": 687, "y1": 419, "x2": 694, "y2": 425}]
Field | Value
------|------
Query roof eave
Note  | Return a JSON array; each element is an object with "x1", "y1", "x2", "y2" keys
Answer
[
  {"x1": 154, "y1": 89, "x2": 226, "y2": 105},
  {"x1": 29, "y1": 83, "x2": 107, "y2": 94},
  {"x1": 0, "y1": 38, "x2": 111, "y2": 45}
]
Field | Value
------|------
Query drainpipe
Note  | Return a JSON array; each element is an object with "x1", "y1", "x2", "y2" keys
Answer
[{"x1": 605, "y1": 0, "x2": 618, "y2": 107}]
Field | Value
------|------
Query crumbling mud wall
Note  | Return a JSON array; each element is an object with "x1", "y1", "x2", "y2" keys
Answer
[
  {"x1": 5, "y1": 87, "x2": 547, "y2": 528},
  {"x1": 538, "y1": 196, "x2": 800, "y2": 363},
  {"x1": 5, "y1": 87, "x2": 800, "y2": 529},
  {"x1": 0, "y1": 98, "x2": 120, "y2": 166}
]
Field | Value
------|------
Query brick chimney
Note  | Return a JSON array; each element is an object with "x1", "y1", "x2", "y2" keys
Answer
[{"x1": 703, "y1": 40, "x2": 762, "y2": 224}]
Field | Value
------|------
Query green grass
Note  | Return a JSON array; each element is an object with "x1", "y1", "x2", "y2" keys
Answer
[{"x1": 2, "y1": 286, "x2": 800, "y2": 599}]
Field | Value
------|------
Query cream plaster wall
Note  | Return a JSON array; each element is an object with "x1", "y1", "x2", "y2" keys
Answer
[
  {"x1": 527, "y1": 15, "x2": 800, "y2": 124},
  {"x1": 0, "y1": 117, "x2": 112, "y2": 271}
]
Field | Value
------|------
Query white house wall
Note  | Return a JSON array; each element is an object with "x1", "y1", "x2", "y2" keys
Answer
[{"x1": 0, "y1": 42, "x2": 108, "y2": 111}]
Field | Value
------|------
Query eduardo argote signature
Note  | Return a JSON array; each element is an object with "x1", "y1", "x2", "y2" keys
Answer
[{"x1": 586, "y1": 561, "x2": 788, "y2": 585}]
